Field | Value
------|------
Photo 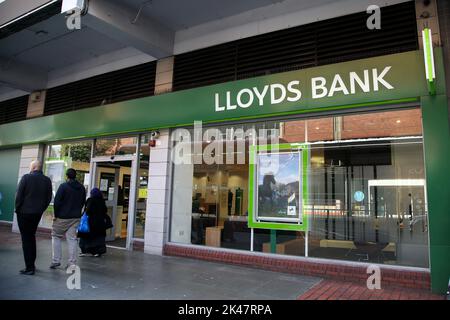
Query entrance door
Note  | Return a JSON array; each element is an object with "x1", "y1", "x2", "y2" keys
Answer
[{"x1": 90, "y1": 156, "x2": 137, "y2": 249}]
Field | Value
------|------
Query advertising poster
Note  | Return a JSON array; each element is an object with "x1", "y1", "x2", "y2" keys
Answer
[
  {"x1": 45, "y1": 160, "x2": 66, "y2": 200},
  {"x1": 256, "y1": 151, "x2": 302, "y2": 223},
  {"x1": 100, "y1": 179, "x2": 109, "y2": 192}
]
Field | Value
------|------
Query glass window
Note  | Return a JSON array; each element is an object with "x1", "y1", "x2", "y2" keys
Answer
[
  {"x1": 169, "y1": 108, "x2": 429, "y2": 268},
  {"x1": 95, "y1": 136, "x2": 138, "y2": 157},
  {"x1": 42, "y1": 141, "x2": 92, "y2": 228},
  {"x1": 133, "y1": 134, "x2": 150, "y2": 239}
]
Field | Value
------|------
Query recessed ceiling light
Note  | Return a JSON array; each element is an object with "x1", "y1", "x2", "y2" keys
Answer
[{"x1": 396, "y1": 120, "x2": 401, "y2": 123}]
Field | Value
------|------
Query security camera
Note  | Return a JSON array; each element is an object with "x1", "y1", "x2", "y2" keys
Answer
[{"x1": 151, "y1": 130, "x2": 160, "y2": 139}]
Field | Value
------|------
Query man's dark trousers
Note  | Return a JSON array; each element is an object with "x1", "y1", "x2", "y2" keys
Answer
[{"x1": 17, "y1": 213, "x2": 43, "y2": 270}]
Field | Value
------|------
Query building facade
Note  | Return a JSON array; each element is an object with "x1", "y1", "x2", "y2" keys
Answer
[{"x1": 0, "y1": 0, "x2": 449, "y2": 294}]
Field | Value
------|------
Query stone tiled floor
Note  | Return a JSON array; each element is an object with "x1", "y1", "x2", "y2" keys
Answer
[{"x1": 297, "y1": 280, "x2": 445, "y2": 300}]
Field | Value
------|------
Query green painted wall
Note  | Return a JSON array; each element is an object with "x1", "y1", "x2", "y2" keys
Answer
[
  {"x1": 0, "y1": 148, "x2": 21, "y2": 222},
  {"x1": 421, "y1": 95, "x2": 450, "y2": 294}
]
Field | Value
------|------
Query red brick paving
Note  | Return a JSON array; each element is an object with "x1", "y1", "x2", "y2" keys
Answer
[
  {"x1": 297, "y1": 279, "x2": 445, "y2": 300},
  {"x1": 164, "y1": 243, "x2": 432, "y2": 290}
]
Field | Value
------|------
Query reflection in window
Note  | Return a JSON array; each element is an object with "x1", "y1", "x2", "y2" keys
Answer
[
  {"x1": 42, "y1": 141, "x2": 93, "y2": 228},
  {"x1": 95, "y1": 137, "x2": 138, "y2": 156},
  {"x1": 170, "y1": 108, "x2": 429, "y2": 268}
]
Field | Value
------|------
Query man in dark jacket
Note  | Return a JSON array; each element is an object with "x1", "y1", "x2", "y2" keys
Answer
[
  {"x1": 15, "y1": 160, "x2": 53, "y2": 275},
  {"x1": 50, "y1": 168, "x2": 86, "y2": 269}
]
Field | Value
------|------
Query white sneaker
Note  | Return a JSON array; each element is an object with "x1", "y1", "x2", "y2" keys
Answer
[{"x1": 79, "y1": 253, "x2": 87, "y2": 257}]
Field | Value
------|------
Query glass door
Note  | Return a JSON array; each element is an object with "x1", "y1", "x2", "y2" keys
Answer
[
  {"x1": 90, "y1": 155, "x2": 137, "y2": 249},
  {"x1": 96, "y1": 167, "x2": 119, "y2": 242}
]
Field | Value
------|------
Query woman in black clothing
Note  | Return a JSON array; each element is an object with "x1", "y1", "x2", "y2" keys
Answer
[{"x1": 78, "y1": 188, "x2": 112, "y2": 257}]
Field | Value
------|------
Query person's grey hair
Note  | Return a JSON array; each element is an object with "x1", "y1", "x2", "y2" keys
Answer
[{"x1": 29, "y1": 160, "x2": 42, "y2": 171}]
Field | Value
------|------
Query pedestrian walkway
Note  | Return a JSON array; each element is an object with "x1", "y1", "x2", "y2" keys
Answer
[
  {"x1": 0, "y1": 226, "x2": 445, "y2": 300},
  {"x1": 0, "y1": 227, "x2": 320, "y2": 300},
  {"x1": 297, "y1": 280, "x2": 445, "y2": 300}
]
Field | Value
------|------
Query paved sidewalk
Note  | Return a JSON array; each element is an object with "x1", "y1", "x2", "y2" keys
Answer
[
  {"x1": 0, "y1": 227, "x2": 320, "y2": 300},
  {"x1": 1, "y1": 226, "x2": 445, "y2": 300},
  {"x1": 297, "y1": 280, "x2": 445, "y2": 300}
]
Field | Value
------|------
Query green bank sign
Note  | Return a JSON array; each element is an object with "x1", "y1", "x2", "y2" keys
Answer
[
  {"x1": 215, "y1": 66, "x2": 394, "y2": 112},
  {"x1": 0, "y1": 49, "x2": 444, "y2": 147}
]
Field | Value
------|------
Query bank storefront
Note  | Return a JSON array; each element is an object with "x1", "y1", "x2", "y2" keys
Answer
[{"x1": 0, "y1": 50, "x2": 449, "y2": 293}]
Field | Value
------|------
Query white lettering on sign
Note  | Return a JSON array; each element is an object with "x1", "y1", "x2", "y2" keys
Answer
[
  {"x1": 328, "y1": 74, "x2": 349, "y2": 97},
  {"x1": 287, "y1": 80, "x2": 302, "y2": 102},
  {"x1": 373, "y1": 66, "x2": 394, "y2": 91},
  {"x1": 253, "y1": 85, "x2": 269, "y2": 106},
  {"x1": 270, "y1": 83, "x2": 287, "y2": 104},
  {"x1": 214, "y1": 67, "x2": 394, "y2": 111},
  {"x1": 311, "y1": 77, "x2": 327, "y2": 99},
  {"x1": 237, "y1": 88, "x2": 254, "y2": 108},
  {"x1": 350, "y1": 70, "x2": 370, "y2": 94}
]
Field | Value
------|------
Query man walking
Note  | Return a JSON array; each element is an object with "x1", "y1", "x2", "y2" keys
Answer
[
  {"x1": 50, "y1": 168, "x2": 86, "y2": 269},
  {"x1": 15, "y1": 160, "x2": 53, "y2": 275}
]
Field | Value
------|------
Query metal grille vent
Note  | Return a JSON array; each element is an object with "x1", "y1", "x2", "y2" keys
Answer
[
  {"x1": 44, "y1": 61, "x2": 156, "y2": 116},
  {"x1": 0, "y1": 95, "x2": 28, "y2": 125},
  {"x1": 173, "y1": 1, "x2": 418, "y2": 91}
]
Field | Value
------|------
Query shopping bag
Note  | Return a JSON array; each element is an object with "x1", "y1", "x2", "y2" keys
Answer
[
  {"x1": 78, "y1": 212, "x2": 90, "y2": 233},
  {"x1": 104, "y1": 214, "x2": 113, "y2": 230}
]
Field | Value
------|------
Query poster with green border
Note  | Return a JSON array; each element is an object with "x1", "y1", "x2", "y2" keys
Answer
[{"x1": 248, "y1": 143, "x2": 309, "y2": 231}]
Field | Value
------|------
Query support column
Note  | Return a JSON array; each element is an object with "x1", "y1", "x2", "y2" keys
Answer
[
  {"x1": 416, "y1": 0, "x2": 441, "y2": 48},
  {"x1": 154, "y1": 56, "x2": 174, "y2": 95},
  {"x1": 143, "y1": 56, "x2": 175, "y2": 255},
  {"x1": 437, "y1": 0, "x2": 450, "y2": 119},
  {"x1": 26, "y1": 90, "x2": 46, "y2": 119},
  {"x1": 420, "y1": 0, "x2": 450, "y2": 294},
  {"x1": 421, "y1": 95, "x2": 450, "y2": 294},
  {"x1": 12, "y1": 90, "x2": 46, "y2": 232},
  {"x1": 144, "y1": 130, "x2": 171, "y2": 255}
]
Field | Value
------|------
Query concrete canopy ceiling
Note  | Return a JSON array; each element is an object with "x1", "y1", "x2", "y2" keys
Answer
[
  {"x1": 121, "y1": 0, "x2": 289, "y2": 30},
  {"x1": 0, "y1": 13, "x2": 127, "y2": 71},
  {"x1": 0, "y1": 0, "x2": 407, "y2": 97}
]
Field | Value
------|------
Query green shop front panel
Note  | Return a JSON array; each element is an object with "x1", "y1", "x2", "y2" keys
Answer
[
  {"x1": 0, "y1": 148, "x2": 21, "y2": 222},
  {"x1": 0, "y1": 50, "x2": 445, "y2": 148}
]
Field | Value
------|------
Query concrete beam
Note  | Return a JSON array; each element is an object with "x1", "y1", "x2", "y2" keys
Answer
[
  {"x1": 0, "y1": 0, "x2": 55, "y2": 27},
  {"x1": 0, "y1": 57, "x2": 47, "y2": 92},
  {"x1": 82, "y1": 0, "x2": 174, "y2": 59}
]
